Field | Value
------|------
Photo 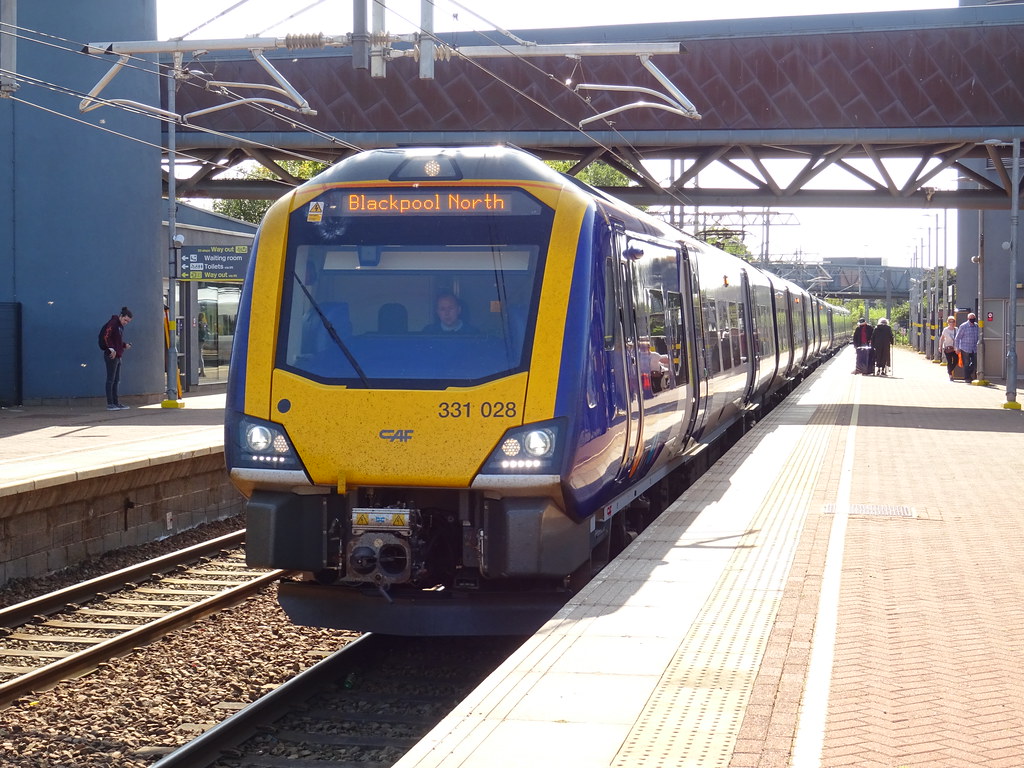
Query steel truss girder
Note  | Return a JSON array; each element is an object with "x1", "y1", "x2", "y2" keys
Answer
[{"x1": 168, "y1": 139, "x2": 1024, "y2": 210}]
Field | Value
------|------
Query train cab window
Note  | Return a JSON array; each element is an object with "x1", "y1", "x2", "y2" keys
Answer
[{"x1": 278, "y1": 188, "x2": 553, "y2": 387}]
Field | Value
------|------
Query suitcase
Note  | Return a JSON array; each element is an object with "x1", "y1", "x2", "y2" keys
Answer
[{"x1": 855, "y1": 345, "x2": 874, "y2": 375}]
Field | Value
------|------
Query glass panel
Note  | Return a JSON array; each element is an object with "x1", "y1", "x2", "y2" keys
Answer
[
  {"x1": 279, "y1": 189, "x2": 552, "y2": 388},
  {"x1": 198, "y1": 283, "x2": 240, "y2": 376}
]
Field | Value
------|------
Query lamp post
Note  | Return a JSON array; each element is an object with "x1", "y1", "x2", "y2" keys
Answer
[
  {"x1": 163, "y1": 53, "x2": 184, "y2": 408},
  {"x1": 971, "y1": 203, "x2": 986, "y2": 384},
  {"x1": 1004, "y1": 138, "x2": 1020, "y2": 407},
  {"x1": 922, "y1": 231, "x2": 931, "y2": 357},
  {"x1": 913, "y1": 244, "x2": 921, "y2": 350}
]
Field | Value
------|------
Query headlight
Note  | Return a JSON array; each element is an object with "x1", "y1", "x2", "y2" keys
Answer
[
  {"x1": 523, "y1": 429, "x2": 554, "y2": 457},
  {"x1": 226, "y1": 412, "x2": 303, "y2": 470},
  {"x1": 480, "y1": 419, "x2": 565, "y2": 474},
  {"x1": 246, "y1": 425, "x2": 273, "y2": 452}
]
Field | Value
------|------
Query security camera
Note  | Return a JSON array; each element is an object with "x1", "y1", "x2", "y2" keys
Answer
[{"x1": 172, "y1": 234, "x2": 185, "y2": 246}]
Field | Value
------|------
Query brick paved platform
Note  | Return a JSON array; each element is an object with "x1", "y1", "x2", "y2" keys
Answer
[{"x1": 396, "y1": 347, "x2": 1024, "y2": 768}]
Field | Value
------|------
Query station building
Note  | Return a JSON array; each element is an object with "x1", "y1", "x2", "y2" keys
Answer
[{"x1": 0, "y1": 0, "x2": 253, "y2": 406}]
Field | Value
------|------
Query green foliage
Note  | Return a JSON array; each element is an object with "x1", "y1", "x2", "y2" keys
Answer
[
  {"x1": 701, "y1": 228, "x2": 753, "y2": 260},
  {"x1": 212, "y1": 160, "x2": 328, "y2": 224},
  {"x1": 838, "y1": 299, "x2": 911, "y2": 344},
  {"x1": 546, "y1": 159, "x2": 633, "y2": 187},
  {"x1": 887, "y1": 302, "x2": 910, "y2": 330}
]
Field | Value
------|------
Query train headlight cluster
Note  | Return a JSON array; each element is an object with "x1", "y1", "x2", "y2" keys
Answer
[
  {"x1": 482, "y1": 420, "x2": 564, "y2": 474},
  {"x1": 230, "y1": 414, "x2": 301, "y2": 470}
]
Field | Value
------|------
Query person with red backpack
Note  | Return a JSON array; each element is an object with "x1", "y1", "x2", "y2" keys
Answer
[{"x1": 98, "y1": 306, "x2": 133, "y2": 410}]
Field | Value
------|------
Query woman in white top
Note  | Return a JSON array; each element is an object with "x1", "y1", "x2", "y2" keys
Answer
[{"x1": 938, "y1": 316, "x2": 958, "y2": 380}]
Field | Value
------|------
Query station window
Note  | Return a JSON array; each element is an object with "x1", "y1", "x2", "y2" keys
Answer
[{"x1": 198, "y1": 283, "x2": 240, "y2": 376}]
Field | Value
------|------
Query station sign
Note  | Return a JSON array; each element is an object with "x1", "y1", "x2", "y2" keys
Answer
[{"x1": 179, "y1": 245, "x2": 250, "y2": 282}]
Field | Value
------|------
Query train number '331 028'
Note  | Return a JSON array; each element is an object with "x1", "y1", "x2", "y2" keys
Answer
[{"x1": 438, "y1": 401, "x2": 518, "y2": 418}]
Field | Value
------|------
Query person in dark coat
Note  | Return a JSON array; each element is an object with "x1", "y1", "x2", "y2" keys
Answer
[
  {"x1": 851, "y1": 318, "x2": 873, "y2": 374},
  {"x1": 851, "y1": 317, "x2": 872, "y2": 347},
  {"x1": 871, "y1": 317, "x2": 894, "y2": 375},
  {"x1": 98, "y1": 306, "x2": 133, "y2": 410}
]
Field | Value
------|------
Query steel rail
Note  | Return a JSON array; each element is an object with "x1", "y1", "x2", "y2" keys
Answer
[
  {"x1": 0, "y1": 530, "x2": 246, "y2": 628},
  {"x1": 0, "y1": 566, "x2": 287, "y2": 710},
  {"x1": 150, "y1": 634, "x2": 378, "y2": 768}
]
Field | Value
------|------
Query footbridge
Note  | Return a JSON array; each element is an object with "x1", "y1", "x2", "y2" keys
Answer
[{"x1": 128, "y1": 4, "x2": 1024, "y2": 213}]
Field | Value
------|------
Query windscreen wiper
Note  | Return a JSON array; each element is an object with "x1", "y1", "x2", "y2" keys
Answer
[{"x1": 292, "y1": 272, "x2": 371, "y2": 388}]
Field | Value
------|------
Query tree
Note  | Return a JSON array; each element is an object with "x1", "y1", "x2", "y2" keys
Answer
[
  {"x1": 545, "y1": 159, "x2": 635, "y2": 188},
  {"x1": 212, "y1": 160, "x2": 328, "y2": 224},
  {"x1": 701, "y1": 228, "x2": 753, "y2": 260}
]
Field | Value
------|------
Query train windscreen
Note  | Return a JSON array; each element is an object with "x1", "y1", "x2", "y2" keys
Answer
[{"x1": 278, "y1": 187, "x2": 554, "y2": 388}]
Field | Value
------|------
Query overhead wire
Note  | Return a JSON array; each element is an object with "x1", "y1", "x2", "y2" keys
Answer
[
  {"x1": 0, "y1": 60, "x2": 336, "y2": 170},
  {"x1": 0, "y1": 17, "x2": 362, "y2": 192},
  {"x1": 170, "y1": 0, "x2": 255, "y2": 41},
  {"x1": 387, "y1": 1, "x2": 695, "y2": 207},
  {"x1": 146, "y1": 0, "x2": 695, "y2": 195},
  {"x1": 2, "y1": 7, "x2": 695, "y2": 203},
  {"x1": 256, "y1": 1, "x2": 329, "y2": 36}
]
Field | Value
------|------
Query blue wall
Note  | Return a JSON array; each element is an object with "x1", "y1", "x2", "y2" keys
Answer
[{"x1": 2, "y1": 1, "x2": 163, "y2": 401}]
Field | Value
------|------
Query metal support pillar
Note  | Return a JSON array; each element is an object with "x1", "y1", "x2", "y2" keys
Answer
[
  {"x1": 1005, "y1": 138, "x2": 1020, "y2": 407},
  {"x1": 164, "y1": 53, "x2": 184, "y2": 407},
  {"x1": 974, "y1": 205, "x2": 986, "y2": 383}
]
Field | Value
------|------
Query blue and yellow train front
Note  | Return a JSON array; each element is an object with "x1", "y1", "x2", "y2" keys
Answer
[{"x1": 224, "y1": 148, "x2": 601, "y2": 634}]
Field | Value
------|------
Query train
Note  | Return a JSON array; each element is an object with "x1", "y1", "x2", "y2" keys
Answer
[{"x1": 224, "y1": 146, "x2": 850, "y2": 635}]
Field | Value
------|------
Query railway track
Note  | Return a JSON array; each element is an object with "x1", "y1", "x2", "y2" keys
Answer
[
  {"x1": 0, "y1": 530, "x2": 287, "y2": 709},
  {"x1": 152, "y1": 632, "x2": 525, "y2": 768}
]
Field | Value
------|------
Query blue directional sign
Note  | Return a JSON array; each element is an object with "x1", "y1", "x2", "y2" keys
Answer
[{"x1": 179, "y1": 245, "x2": 250, "y2": 282}]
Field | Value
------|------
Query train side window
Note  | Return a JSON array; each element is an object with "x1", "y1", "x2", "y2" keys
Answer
[
  {"x1": 666, "y1": 291, "x2": 687, "y2": 385},
  {"x1": 729, "y1": 300, "x2": 743, "y2": 367},
  {"x1": 603, "y1": 254, "x2": 618, "y2": 351},
  {"x1": 703, "y1": 295, "x2": 721, "y2": 375},
  {"x1": 717, "y1": 300, "x2": 733, "y2": 371},
  {"x1": 644, "y1": 287, "x2": 671, "y2": 392}
]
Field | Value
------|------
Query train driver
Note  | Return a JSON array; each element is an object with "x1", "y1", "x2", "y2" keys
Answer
[{"x1": 423, "y1": 293, "x2": 479, "y2": 334}]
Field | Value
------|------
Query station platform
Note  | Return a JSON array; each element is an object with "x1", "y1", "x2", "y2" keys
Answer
[
  {"x1": 396, "y1": 347, "x2": 1024, "y2": 768},
  {"x1": 0, "y1": 390, "x2": 233, "y2": 585},
  {"x1": 0, "y1": 390, "x2": 226, "y2": 497}
]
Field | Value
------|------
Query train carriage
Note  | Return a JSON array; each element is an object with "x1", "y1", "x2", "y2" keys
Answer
[{"x1": 225, "y1": 146, "x2": 845, "y2": 635}]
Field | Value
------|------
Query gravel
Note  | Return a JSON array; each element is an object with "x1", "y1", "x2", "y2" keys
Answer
[{"x1": 0, "y1": 516, "x2": 358, "y2": 767}]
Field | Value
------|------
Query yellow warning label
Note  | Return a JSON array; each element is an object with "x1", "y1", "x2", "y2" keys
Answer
[
  {"x1": 355, "y1": 513, "x2": 369, "y2": 526},
  {"x1": 307, "y1": 201, "x2": 324, "y2": 222},
  {"x1": 392, "y1": 514, "x2": 406, "y2": 526}
]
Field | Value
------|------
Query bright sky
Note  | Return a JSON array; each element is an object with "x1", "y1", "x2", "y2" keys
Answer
[
  {"x1": 158, "y1": 1, "x2": 958, "y2": 38},
  {"x1": 158, "y1": 1, "x2": 963, "y2": 267}
]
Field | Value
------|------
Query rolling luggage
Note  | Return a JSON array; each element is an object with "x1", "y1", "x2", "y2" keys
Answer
[{"x1": 855, "y1": 345, "x2": 874, "y2": 375}]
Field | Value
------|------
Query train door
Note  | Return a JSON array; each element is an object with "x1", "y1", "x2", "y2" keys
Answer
[
  {"x1": 680, "y1": 250, "x2": 707, "y2": 440},
  {"x1": 609, "y1": 230, "x2": 644, "y2": 483},
  {"x1": 780, "y1": 287, "x2": 795, "y2": 375},
  {"x1": 740, "y1": 270, "x2": 758, "y2": 402}
]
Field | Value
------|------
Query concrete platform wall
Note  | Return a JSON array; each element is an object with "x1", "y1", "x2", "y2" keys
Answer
[{"x1": 0, "y1": 451, "x2": 242, "y2": 585}]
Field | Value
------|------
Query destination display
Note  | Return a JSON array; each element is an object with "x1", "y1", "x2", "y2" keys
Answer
[
  {"x1": 179, "y1": 244, "x2": 250, "y2": 281},
  {"x1": 315, "y1": 188, "x2": 543, "y2": 219}
]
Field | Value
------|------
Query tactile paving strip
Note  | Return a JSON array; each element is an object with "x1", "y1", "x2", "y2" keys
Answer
[
  {"x1": 613, "y1": 368, "x2": 855, "y2": 767},
  {"x1": 823, "y1": 504, "x2": 915, "y2": 517}
]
